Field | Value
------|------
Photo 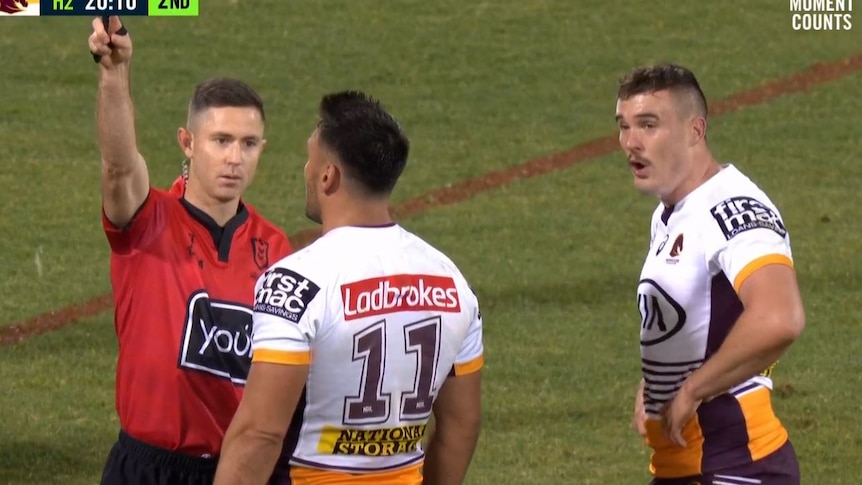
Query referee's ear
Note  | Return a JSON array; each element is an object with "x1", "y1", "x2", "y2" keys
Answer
[{"x1": 177, "y1": 127, "x2": 194, "y2": 159}]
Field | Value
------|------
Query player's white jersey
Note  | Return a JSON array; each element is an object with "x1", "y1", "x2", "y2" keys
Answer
[
  {"x1": 637, "y1": 164, "x2": 793, "y2": 476},
  {"x1": 250, "y1": 224, "x2": 484, "y2": 474}
]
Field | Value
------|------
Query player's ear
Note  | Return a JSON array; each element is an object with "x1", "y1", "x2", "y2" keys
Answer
[
  {"x1": 321, "y1": 163, "x2": 340, "y2": 195},
  {"x1": 177, "y1": 127, "x2": 194, "y2": 159},
  {"x1": 690, "y1": 117, "x2": 706, "y2": 146}
]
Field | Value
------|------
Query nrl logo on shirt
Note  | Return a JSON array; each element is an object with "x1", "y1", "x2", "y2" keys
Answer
[
  {"x1": 254, "y1": 267, "x2": 321, "y2": 323},
  {"x1": 710, "y1": 196, "x2": 787, "y2": 241},
  {"x1": 250, "y1": 237, "x2": 270, "y2": 270}
]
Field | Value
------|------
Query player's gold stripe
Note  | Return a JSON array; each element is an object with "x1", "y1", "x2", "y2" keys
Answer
[
  {"x1": 644, "y1": 415, "x2": 704, "y2": 477},
  {"x1": 290, "y1": 463, "x2": 422, "y2": 484},
  {"x1": 252, "y1": 349, "x2": 311, "y2": 365},
  {"x1": 734, "y1": 254, "x2": 794, "y2": 293},
  {"x1": 454, "y1": 355, "x2": 484, "y2": 376},
  {"x1": 738, "y1": 387, "x2": 788, "y2": 461}
]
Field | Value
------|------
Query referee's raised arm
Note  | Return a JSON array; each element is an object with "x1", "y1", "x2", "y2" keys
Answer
[{"x1": 89, "y1": 16, "x2": 149, "y2": 229}]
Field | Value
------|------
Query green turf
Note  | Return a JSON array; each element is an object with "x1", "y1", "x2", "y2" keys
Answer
[
  {"x1": 1, "y1": 0, "x2": 860, "y2": 323},
  {"x1": 1, "y1": 0, "x2": 860, "y2": 483}
]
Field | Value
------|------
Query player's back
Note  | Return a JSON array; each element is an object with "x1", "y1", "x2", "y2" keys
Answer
[{"x1": 252, "y1": 224, "x2": 483, "y2": 483}]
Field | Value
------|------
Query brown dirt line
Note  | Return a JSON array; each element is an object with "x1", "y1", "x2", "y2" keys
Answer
[{"x1": 2, "y1": 53, "x2": 860, "y2": 347}]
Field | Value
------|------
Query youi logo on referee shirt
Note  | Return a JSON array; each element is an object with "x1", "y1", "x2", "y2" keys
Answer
[
  {"x1": 178, "y1": 291, "x2": 255, "y2": 384},
  {"x1": 790, "y1": 0, "x2": 853, "y2": 30},
  {"x1": 253, "y1": 267, "x2": 321, "y2": 323}
]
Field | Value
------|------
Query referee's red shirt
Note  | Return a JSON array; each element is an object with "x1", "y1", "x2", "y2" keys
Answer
[{"x1": 103, "y1": 187, "x2": 292, "y2": 457}]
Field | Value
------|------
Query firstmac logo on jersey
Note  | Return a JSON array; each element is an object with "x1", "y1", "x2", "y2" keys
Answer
[
  {"x1": 254, "y1": 267, "x2": 321, "y2": 323},
  {"x1": 341, "y1": 274, "x2": 461, "y2": 320},
  {"x1": 710, "y1": 196, "x2": 787, "y2": 241}
]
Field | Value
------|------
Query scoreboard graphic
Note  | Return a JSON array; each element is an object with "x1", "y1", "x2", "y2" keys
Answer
[{"x1": 0, "y1": 0, "x2": 199, "y2": 16}]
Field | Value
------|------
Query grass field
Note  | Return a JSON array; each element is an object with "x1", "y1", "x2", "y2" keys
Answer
[{"x1": 1, "y1": 1, "x2": 861, "y2": 483}]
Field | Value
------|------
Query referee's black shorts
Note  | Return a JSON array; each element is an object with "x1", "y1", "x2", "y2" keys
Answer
[{"x1": 100, "y1": 430, "x2": 218, "y2": 485}]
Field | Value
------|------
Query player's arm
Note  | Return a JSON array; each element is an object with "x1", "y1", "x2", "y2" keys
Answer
[
  {"x1": 214, "y1": 265, "x2": 320, "y2": 485},
  {"x1": 423, "y1": 369, "x2": 482, "y2": 485},
  {"x1": 423, "y1": 295, "x2": 484, "y2": 485},
  {"x1": 632, "y1": 378, "x2": 647, "y2": 437},
  {"x1": 680, "y1": 262, "x2": 805, "y2": 402},
  {"x1": 89, "y1": 16, "x2": 150, "y2": 228},
  {"x1": 214, "y1": 361, "x2": 308, "y2": 485}
]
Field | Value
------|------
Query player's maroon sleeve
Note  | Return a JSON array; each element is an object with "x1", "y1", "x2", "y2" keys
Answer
[{"x1": 102, "y1": 187, "x2": 169, "y2": 255}]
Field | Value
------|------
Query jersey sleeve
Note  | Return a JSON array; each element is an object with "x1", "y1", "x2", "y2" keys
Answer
[
  {"x1": 102, "y1": 188, "x2": 168, "y2": 255},
  {"x1": 451, "y1": 289, "x2": 484, "y2": 377},
  {"x1": 250, "y1": 263, "x2": 324, "y2": 366},
  {"x1": 706, "y1": 195, "x2": 794, "y2": 293}
]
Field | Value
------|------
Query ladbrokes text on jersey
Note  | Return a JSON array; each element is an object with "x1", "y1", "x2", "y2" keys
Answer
[{"x1": 341, "y1": 274, "x2": 461, "y2": 320}]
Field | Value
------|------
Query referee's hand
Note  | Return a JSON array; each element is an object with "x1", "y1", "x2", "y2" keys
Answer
[{"x1": 89, "y1": 16, "x2": 131, "y2": 67}]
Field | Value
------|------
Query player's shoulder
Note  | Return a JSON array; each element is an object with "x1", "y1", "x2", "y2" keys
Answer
[
  {"x1": 262, "y1": 224, "x2": 472, "y2": 289},
  {"x1": 700, "y1": 164, "x2": 777, "y2": 202},
  {"x1": 399, "y1": 228, "x2": 482, "y2": 307},
  {"x1": 401, "y1": 227, "x2": 472, "y2": 281},
  {"x1": 261, "y1": 236, "x2": 334, "y2": 291},
  {"x1": 695, "y1": 164, "x2": 788, "y2": 242}
]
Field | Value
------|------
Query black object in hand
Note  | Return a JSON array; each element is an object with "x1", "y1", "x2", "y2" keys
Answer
[{"x1": 92, "y1": 16, "x2": 129, "y2": 63}]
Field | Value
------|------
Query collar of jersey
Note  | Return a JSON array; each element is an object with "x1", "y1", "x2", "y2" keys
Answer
[
  {"x1": 322, "y1": 223, "x2": 400, "y2": 240},
  {"x1": 179, "y1": 197, "x2": 250, "y2": 262},
  {"x1": 667, "y1": 163, "x2": 737, "y2": 214}
]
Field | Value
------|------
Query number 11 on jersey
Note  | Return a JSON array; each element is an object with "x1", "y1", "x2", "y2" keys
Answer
[{"x1": 345, "y1": 317, "x2": 442, "y2": 425}]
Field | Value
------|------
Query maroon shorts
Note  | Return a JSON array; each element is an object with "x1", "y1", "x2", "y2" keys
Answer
[{"x1": 649, "y1": 440, "x2": 799, "y2": 485}]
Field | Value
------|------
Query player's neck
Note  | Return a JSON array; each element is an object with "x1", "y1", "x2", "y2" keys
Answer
[
  {"x1": 661, "y1": 156, "x2": 721, "y2": 207},
  {"x1": 320, "y1": 199, "x2": 393, "y2": 235},
  {"x1": 183, "y1": 190, "x2": 240, "y2": 227}
]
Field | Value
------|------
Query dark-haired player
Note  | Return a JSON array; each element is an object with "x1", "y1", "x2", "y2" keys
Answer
[{"x1": 214, "y1": 91, "x2": 484, "y2": 485}]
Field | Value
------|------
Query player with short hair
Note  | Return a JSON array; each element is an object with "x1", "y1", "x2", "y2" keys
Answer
[
  {"x1": 213, "y1": 90, "x2": 484, "y2": 485},
  {"x1": 615, "y1": 63, "x2": 805, "y2": 485},
  {"x1": 89, "y1": 16, "x2": 292, "y2": 485}
]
